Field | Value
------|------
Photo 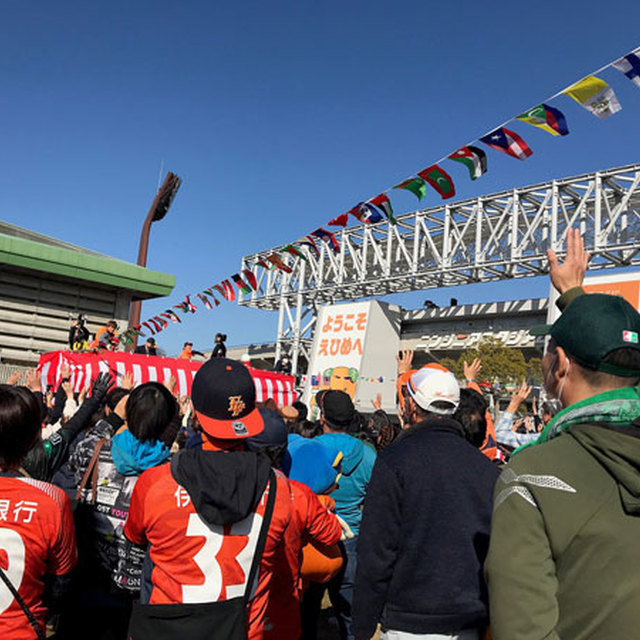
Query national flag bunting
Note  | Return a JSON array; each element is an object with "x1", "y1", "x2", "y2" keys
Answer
[
  {"x1": 613, "y1": 46, "x2": 640, "y2": 88},
  {"x1": 311, "y1": 228, "x2": 340, "y2": 252},
  {"x1": 417, "y1": 164, "x2": 456, "y2": 199},
  {"x1": 197, "y1": 293, "x2": 213, "y2": 310},
  {"x1": 394, "y1": 177, "x2": 427, "y2": 200},
  {"x1": 517, "y1": 103, "x2": 569, "y2": 136},
  {"x1": 298, "y1": 235, "x2": 320, "y2": 257},
  {"x1": 256, "y1": 257, "x2": 271, "y2": 270},
  {"x1": 214, "y1": 280, "x2": 236, "y2": 302},
  {"x1": 480, "y1": 127, "x2": 533, "y2": 160},
  {"x1": 266, "y1": 253, "x2": 294, "y2": 273},
  {"x1": 368, "y1": 194, "x2": 396, "y2": 224},
  {"x1": 448, "y1": 146, "x2": 487, "y2": 180},
  {"x1": 242, "y1": 269, "x2": 258, "y2": 291},
  {"x1": 142, "y1": 321, "x2": 155, "y2": 335},
  {"x1": 164, "y1": 309, "x2": 182, "y2": 322},
  {"x1": 232, "y1": 273, "x2": 252, "y2": 295},
  {"x1": 329, "y1": 213, "x2": 349, "y2": 227},
  {"x1": 563, "y1": 76, "x2": 621, "y2": 119},
  {"x1": 281, "y1": 245, "x2": 308, "y2": 261},
  {"x1": 349, "y1": 202, "x2": 384, "y2": 224},
  {"x1": 202, "y1": 289, "x2": 220, "y2": 306}
]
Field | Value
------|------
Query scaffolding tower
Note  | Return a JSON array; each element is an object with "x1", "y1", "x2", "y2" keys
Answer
[{"x1": 239, "y1": 163, "x2": 640, "y2": 373}]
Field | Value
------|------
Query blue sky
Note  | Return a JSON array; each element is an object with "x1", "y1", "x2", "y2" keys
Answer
[{"x1": 2, "y1": 1, "x2": 640, "y2": 355}]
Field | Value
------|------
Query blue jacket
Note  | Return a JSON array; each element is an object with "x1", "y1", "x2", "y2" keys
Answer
[{"x1": 316, "y1": 432, "x2": 376, "y2": 535}]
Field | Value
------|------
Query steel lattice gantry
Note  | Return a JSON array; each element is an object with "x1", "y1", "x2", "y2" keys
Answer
[{"x1": 239, "y1": 163, "x2": 640, "y2": 373}]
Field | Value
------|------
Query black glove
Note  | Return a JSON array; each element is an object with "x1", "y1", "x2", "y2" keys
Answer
[{"x1": 91, "y1": 372, "x2": 115, "y2": 402}]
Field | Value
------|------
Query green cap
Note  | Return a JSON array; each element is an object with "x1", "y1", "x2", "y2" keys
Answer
[{"x1": 530, "y1": 293, "x2": 640, "y2": 377}]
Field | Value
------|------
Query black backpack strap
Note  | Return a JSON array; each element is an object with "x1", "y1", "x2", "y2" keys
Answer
[
  {"x1": 0, "y1": 564, "x2": 46, "y2": 640},
  {"x1": 243, "y1": 469, "x2": 277, "y2": 604}
]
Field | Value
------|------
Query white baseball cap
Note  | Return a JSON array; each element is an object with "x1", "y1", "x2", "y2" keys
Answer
[{"x1": 407, "y1": 364, "x2": 460, "y2": 415}]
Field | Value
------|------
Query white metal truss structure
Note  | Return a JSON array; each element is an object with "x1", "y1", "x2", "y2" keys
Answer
[{"x1": 239, "y1": 163, "x2": 640, "y2": 372}]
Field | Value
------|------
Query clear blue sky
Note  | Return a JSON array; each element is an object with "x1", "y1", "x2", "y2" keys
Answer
[{"x1": 2, "y1": 1, "x2": 640, "y2": 355}]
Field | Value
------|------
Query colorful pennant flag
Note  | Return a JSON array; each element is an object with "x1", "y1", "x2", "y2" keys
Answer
[
  {"x1": 394, "y1": 177, "x2": 427, "y2": 200},
  {"x1": 142, "y1": 321, "x2": 155, "y2": 335},
  {"x1": 563, "y1": 76, "x2": 621, "y2": 119},
  {"x1": 202, "y1": 289, "x2": 221, "y2": 306},
  {"x1": 214, "y1": 281, "x2": 236, "y2": 302},
  {"x1": 232, "y1": 273, "x2": 252, "y2": 295},
  {"x1": 164, "y1": 309, "x2": 182, "y2": 323},
  {"x1": 329, "y1": 213, "x2": 349, "y2": 227},
  {"x1": 255, "y1": 257, "x2": 272, "y2": 270},
  {"x1": 480, "y1": 127, "x2": 533, "y2": 160},
  {"x1": 517, "y1": 103, "x2": 569, "y2": 136},
  {"x1": 417, "y1": 164, "x2": 456, "y2": 199},
  {"x1": 298, "y1": 235, "x2": 320, "y2": 257},
  {"x1": 348, "y1": 202, "x2": 384, "y2": 224},
  {"x1": 613, "y1": 46, "x2": 640, "y2": 88},
  {"x1": 448, "y1": 146, "x2": 487, "y2": 180},
  {"x1": 242, "y1": 269, "x2": 258, "y2": 291},
  {"x1": 197, "y1": 293, "x2": 213, "y2": 310},
  {"x1": 148, "y1": 318, "x2": 163, "y2": 333},
  {"x1": 368, "y1": 194, "x2": 396, "y2": 224},
  {"x1": 311, "y1": 227, "x2": 340, "y2": 253},
  {"x1": 282, "y1": 244, "x2": 308, "y2": 261},
  {"x1": 266, "y1": 253, "x2": 294, "y2": 273}
]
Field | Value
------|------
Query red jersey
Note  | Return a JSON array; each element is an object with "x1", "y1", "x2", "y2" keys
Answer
[
  {"x1": 124, "y1": 463, "x2": 292, "y2": 640},
  {"x1": 264, "y1": 480, "x2": 341, "y2": 640},
  {"x1": 0, "y1": 476, "x2": 76, "y2": 640}
]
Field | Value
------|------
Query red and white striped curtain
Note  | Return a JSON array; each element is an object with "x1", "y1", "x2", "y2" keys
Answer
[{"x1": 38, "y1": 351, "x2": 297, "y2": 407}]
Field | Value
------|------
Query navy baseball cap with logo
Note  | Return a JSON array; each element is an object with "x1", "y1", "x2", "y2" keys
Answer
[
  {"x1": 191, "y1": 358, "x2": 264, "y2": 439},
  {"x1": 530, "y1": 293, "x2": 640, "y2": 376}
]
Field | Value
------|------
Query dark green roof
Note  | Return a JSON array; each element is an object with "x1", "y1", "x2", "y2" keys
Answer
[{"x1": 0, "y1": 222, "x2": 175, "y2": 298}]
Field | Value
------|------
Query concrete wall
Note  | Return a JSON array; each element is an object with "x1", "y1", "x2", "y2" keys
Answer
[{"x1": 0, "y1": 265, "x2": 133, "y2": 366}]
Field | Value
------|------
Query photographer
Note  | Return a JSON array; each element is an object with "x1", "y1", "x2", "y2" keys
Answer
[
  {"x1": 210, "y1": 332, "x2": 227, "y2": 358},
  {"x1": 68, "y1": 314, "x2": 90, "y2": 351}
]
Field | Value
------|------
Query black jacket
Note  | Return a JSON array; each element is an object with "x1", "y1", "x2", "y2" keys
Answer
[{"x1": 352, "y1": 417, "x2": 500, "y2": 638}]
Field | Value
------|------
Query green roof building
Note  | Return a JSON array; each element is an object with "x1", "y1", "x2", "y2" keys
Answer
[{"x1": 0, "y1": 221, "x2": 175, "y2": 366}]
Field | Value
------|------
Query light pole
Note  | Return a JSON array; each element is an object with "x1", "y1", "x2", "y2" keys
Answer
[{"x1": 127, "y1": 172, "x2": 182, "y2": 350}]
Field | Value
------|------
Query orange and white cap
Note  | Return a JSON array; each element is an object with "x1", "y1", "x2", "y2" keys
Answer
[{"x1": 407, "y1": 363, "x2": 460, "y2": 415}]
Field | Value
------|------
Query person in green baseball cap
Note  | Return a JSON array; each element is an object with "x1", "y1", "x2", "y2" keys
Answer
[{"x1": 486, "y1": 229, "x2": 640, "y2": 640}]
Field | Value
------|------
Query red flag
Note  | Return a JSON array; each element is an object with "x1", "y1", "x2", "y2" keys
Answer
[
  {"x1": 142, "y1": 321, "x2": 155, "y2": 335},
  {"x1": 214, "y1": 281, "x2": 236, "y2": 302},
  {"x1": 417, "y1": 165, "x2": 456, "y2": 199},
  {"x1": 329, "y1": 213, "x2": 349, "y2": 227},
  {"x1": 242, "y1": 269, "x2": 258, "y2": 291}
]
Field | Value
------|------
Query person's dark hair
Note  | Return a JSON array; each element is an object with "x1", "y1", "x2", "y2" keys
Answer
[
  {"x1": 540, "y1": 401, "x2": 558, "y2": 418},
  {"x1": 289, "y1": 420, "x2": 323, "y2": 439},
  {"x1": 292, "y1": 400, "x2": 308, "y2": 422},
  {"x1": 126, "y1": 382, "x2": 177, "y2": 443},
  {"x1": 106, "y1": 387, "x2": 130, "y2": 412},
  {"x1": 367, "y1": 410, "x2": 398, "y2": 451},
  {"x1": 453, "y1": 388, "x2": 488, "y2": 449},
  {"x1": 257, "y1": 446, "x2": 287, "y2": 469},
  {"x1": 0, "y1": 385, "x2": 42, "y2": 469},
  {"x1": 107, "y1": 320, "x2": 117, "y2": 329}
]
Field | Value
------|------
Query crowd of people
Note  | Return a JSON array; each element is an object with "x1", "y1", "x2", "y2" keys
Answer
[{"x1": 2, "y1": 230, "x2": 640, "y2": 639}]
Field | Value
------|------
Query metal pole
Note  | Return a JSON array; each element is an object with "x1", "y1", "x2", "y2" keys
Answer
[{"x1": 127, "y1": 172, "x2": 181, "y2": 350}]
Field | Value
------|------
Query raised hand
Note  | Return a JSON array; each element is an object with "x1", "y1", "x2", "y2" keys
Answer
[
  {"x1": 25, "y1": 369, "x2": 41, "y2": 393},
  {"x1": 463, "y1": 358, "x2": 482, "y2": 382},
  {"x1": 371, "y1": 393, "x2": 382, "y2": 411},
  {"x1": 120, "y1": 370, "x2": 134, "y2": 390},
  {"x1": 91, "y1": 372, "x2": 115, "y2": 401},
  {"x1": 507, "y1": 380, "x2": 532, "y2": 414},
  {"x1": 547, "y1": 228, "x2": 589, "y2": 295},
  {"x1": 6, "y1": 371, "x2": 22, "y2": 386},
  {"x1": 396, "y1": 350, "x2": 414, "y2": 375}
]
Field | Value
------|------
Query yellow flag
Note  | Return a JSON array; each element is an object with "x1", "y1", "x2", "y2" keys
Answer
[{"x1": 563, "y1": 75, "x2": 621, "y2": 118}]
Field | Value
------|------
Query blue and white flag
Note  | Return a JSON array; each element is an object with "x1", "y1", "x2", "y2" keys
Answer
[{"x1": 613, "y1": 46, "x2": 640, "y2": 88}]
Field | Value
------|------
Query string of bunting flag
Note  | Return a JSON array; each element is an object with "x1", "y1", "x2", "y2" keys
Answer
[{"x1": 120, "y1": 44, "x2": 640, "y2": 345}]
